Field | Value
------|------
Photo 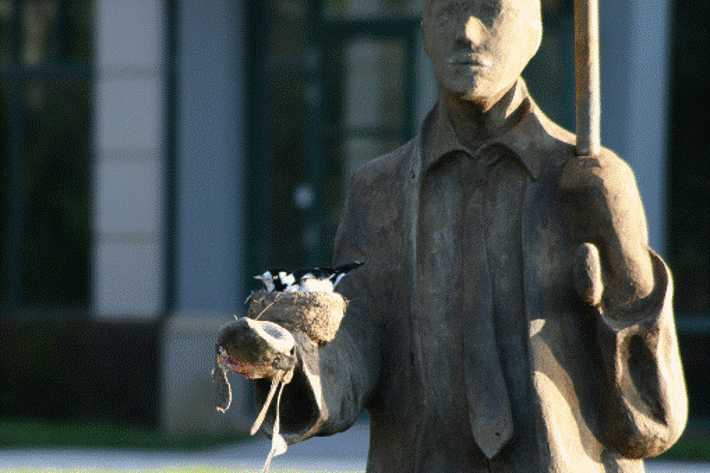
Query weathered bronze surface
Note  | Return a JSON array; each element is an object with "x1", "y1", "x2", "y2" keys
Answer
[{"x1": 241, "y1": 1, "x2": 687, "y2": 471}]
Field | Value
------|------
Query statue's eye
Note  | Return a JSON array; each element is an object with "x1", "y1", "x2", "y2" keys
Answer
[{"x1": 432, "y1": 3, "x2": 458, "y2": 24}]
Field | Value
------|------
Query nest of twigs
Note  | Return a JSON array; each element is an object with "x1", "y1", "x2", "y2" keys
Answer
[{"x1": 247, "y1": 291, "x2": 347, "y2": 345}]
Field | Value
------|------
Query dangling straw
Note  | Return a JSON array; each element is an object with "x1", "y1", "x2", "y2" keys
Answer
[
  {"x1": 251, "y1": 370, "x2": 284, "y2": 436},
  {"x1": 260, "y1": 374, "x2": 289, "y2": 473}
]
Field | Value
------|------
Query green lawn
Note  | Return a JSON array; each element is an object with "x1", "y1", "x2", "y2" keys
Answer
[{"x1": 0, "y1": 419, "x2": 246, "y2": 450}]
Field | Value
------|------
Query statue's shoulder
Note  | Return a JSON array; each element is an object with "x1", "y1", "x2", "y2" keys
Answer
[
  {"x1": 347, "y1": 137, "x2": 418, "y2": 191},
  {"x1": 337, "y1": 138, "x2": 418, "y2": 248}
]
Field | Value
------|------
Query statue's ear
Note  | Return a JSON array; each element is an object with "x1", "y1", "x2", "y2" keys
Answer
[{"x1": 212, "y1": 350, "x2": 232, "y2": 413}]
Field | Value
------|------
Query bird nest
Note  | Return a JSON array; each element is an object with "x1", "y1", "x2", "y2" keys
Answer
[{"x1": 247, "y1": 291, "x2": 347, "y2": 345}]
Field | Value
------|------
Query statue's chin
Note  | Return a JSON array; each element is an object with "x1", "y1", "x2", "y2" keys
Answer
[
  {"x1": 439, "y1": 73, "x2": 502, "y2": 103},
  {"x1": 441, "y1": 72, "x2": 523, "y2": 112}
]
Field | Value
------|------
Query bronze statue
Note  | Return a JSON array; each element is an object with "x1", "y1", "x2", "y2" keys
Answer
[{"x1": 218, "y1": 0, "x2": 688, "y2": 470}]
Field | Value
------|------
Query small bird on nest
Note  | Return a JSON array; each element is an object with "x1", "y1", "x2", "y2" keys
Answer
[{"x1": 254, "y1": 261, "x2": 364, "y2": 293}]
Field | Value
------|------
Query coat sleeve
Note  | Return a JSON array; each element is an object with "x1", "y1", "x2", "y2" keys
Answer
[
  {"x1": 595, "y1": 248, "x2": 688, "y2": 459},
  {"x1": 559, "y1": 149, "x2": 688, "y2": 458},
  {"x1": 254, "y1": 171, "x2": 382, "y2": 444}
]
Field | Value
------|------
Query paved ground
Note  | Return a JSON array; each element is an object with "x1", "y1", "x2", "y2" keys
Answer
[{"x1": 0, "y1": 421, "x2": 708, "y2": 472}]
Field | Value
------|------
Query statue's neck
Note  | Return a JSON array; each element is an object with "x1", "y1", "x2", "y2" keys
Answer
[{"x1": 441, "y1": 80, "x2": 526, "y2": 150}]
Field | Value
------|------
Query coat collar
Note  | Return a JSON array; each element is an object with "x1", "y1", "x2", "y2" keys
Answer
[{"x1": 421, "y1": 79, "x2": 559, "y2": 180}]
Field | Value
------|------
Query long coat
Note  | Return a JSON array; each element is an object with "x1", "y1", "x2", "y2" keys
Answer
[{"x1": 256, "y1": 87, "x2": 687, "y2": 472}]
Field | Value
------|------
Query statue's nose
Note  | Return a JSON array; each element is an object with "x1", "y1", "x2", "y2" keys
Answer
[{"x1": 455, "y1": 15, "x2": 486, "y2": 48}]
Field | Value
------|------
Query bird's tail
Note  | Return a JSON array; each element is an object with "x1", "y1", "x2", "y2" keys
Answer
[
  {"x1": 333, "y1": 261, "x2": 364, "y2": 275},
  {"x1": 331, "y1": 261, "x2": 365, "y2": 288}
]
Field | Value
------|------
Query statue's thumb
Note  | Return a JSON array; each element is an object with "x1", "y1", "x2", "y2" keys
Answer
[{"x1": 574, "y1": 242, "x2": 603, "y2": 307}]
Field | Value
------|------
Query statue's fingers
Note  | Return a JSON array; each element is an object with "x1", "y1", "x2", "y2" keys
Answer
[{"x1": 574, "y1": 242, "x2": 603, "y2": 307}]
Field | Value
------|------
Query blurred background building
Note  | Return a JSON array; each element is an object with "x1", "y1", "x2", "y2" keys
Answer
[{"x1": 1, "y1": 0, "x2": 708, "y2": 436}]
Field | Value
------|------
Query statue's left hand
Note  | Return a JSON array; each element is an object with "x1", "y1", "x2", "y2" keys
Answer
[{"x1": 560, "y1": 154, "x2": 655, "y2": 309}]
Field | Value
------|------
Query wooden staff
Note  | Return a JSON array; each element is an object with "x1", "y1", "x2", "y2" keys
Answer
[{"x1": 574, "y1": 0, "x2": 601, "y2": 156}]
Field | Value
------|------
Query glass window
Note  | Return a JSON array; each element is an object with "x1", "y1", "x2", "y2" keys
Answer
[
  {"x1": 246, "y1": 1, "x2": 419, "y2": 282},
  {"x1": 324, "y1": 0, "x2": 424, "y2": 18},
  {"x1": 523, "y1": 0, "x2": 575, "y2": 132},
  {"x1": 254, "y1": 1, "x2": 309, "y2": 272},
  {"x1": 21, "y1": 79, "x2": 91, "y2": 305},
  {"x1": 343, "y1": 39, "x2": 405, "y2": 131},
  {"x1": 0, "y1": 1, "x2": 11, "y2": 63},
  {"x1": 338, "y1": 38, "x2": 407, "y2": 186},
  {"x1": 21, "y1": 0, "x2": 61, "y2": 65},
  {"x1": 269, "y1": 0, "x2": 308, "y2": 61},
  {"x1": 0, "y1": 1, "x2": 93, "y2": 311},
  {"x1": 667, "y1": 1, "x2": 710, "y2": 314},
  {"x1": 0, "y1": 82, "x2": 9, "y2": 307},
  {"x1": 15, "y1": 0, "x2": 91, "y2": 65}
]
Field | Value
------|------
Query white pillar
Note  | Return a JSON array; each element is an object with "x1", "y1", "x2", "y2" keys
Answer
[
  {"x1": 160, "y1": 0, "x2": 250, "y2": 435},
  {"x1": 600, "y1": 0, "x2": 672, "y2": 255},
  {"x1": 93, "y1": 0, "x2": 166, "y2": 319},
  {"x1": 627, "y1": 0, "x2": 672, "y2": 256}
]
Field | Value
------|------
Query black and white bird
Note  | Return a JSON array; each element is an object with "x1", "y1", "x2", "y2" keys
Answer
[
  {"x1": 254, "y1": 261, "x2": 364, "y2": 293},
  {"x1": 253, "y1": 269, "x2": 296, "y2": 292}
]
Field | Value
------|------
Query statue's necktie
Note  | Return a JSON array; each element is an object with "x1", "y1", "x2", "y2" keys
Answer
[
  {"x1": 416, "y1": 148, "x2": 515, "y2": 460},
  {"x1": 460, "y1": 150, "x2": 514, "y2": 459}
]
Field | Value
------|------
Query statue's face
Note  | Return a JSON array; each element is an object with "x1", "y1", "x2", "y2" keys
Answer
[{"x1": 422, "y1": 0, "x2": 542, "y2": 104}]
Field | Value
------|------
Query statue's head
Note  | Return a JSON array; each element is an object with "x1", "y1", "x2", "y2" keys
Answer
[{"x1": 422, "y1": 0, "x2": 542, "y2": 106}]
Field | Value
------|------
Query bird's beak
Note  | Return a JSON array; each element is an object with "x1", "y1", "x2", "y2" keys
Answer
[{"x1": 254, "y1": 275, "x2": 265, "y2": 281}]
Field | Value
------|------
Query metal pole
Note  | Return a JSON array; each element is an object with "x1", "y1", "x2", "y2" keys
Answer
[{"x1": 574, "y1": 0, "x2": 601, "y2": 156}]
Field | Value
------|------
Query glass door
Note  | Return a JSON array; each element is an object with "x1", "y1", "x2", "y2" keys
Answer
[{"x1": 244, "y1": 1, "x2": 421, "y2": 293}]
